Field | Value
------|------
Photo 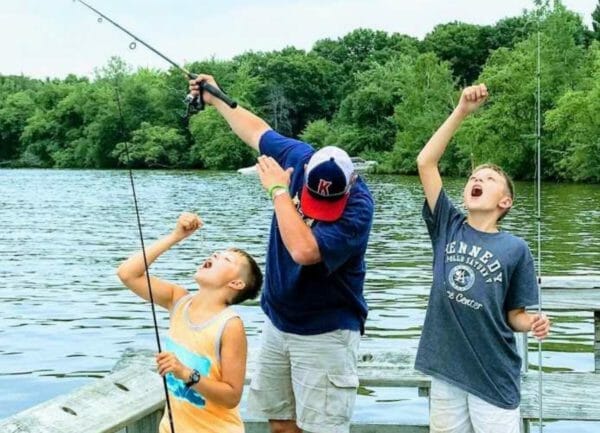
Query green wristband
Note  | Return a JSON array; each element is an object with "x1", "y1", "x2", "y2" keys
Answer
[{"x1": 267, "y1": 184, "x2": 289, "y2": 199}]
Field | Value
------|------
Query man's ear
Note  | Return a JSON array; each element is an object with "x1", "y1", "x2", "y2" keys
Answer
[
  {"x1": 499, "y1": 195, "x2": 513, "y2": 211},
  {"x1": 227, "y1": 279, "x2": 246, "y2": 291}
]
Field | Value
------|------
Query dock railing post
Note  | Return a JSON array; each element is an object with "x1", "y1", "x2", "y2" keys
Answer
[
  {"x1": 519, "y1": 331, "x2": 530, "y2": 433},
  {"x1": 519, "y1": 331, "x2": 529, "y2": 373},
  {"x1": 595, "y1": 311, "x2": 600, "y2": 373},
  {"x1": 126, "y1": 409, "x2": 162, "y2": 433}
]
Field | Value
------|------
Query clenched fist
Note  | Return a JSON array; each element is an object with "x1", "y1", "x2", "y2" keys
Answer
[
  {"x1": 188, "y1": 74, "x2": 221, "y2": 106},
  {"x1": 172, "y1": 212, "x2": 203, "y2": 241},
  {"x1": 456, "y1": 83, "x2": 488, "y2": 116}
]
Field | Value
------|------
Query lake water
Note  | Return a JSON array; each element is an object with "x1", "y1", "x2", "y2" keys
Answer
[{"x1": 1, "y1": 169, "x2": 599, "y2": 431}]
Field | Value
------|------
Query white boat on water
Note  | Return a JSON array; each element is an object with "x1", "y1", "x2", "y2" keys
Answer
[
  {"x1": 350, "y1": 157, "x2": 378, "y2": 171},
  {"x1": 236, "y1": 165, "x2": 260, "y2": 175},
  {"x1": 237, "y1": 157, "x2": 377, "y2": 175}
]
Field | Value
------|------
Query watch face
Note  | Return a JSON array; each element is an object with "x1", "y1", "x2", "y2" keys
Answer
[{"x1": 187, "y1": 369, "x2": 200, "y2": 386}]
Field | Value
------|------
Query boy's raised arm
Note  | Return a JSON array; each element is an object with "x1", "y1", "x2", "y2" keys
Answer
[
  {"x1": 189, "y1": 74, "x2": 271, "y2": 151},
  {"x1": 116, "y1": 212, "x2": 202, "y2": 310},
  {"x1": 416, "y1": 84, "x2": 488, "y2": 212}
]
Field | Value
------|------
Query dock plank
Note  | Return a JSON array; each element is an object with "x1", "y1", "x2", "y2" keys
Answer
[
  {"x1": 3, "y1": 274, "x2": 600, "y2": 433},
  {"x1": 0, "y1": 366, "x2": 163, "y2": 433},
  {"x1": 4, "y1": 349, "x2": 600, "y2": 433},
  {"x1": 535, "y1": 288, "x2": 600, "y2": 311},
  {"x1": 540, "y1": 276, "x2": 600, "y2": 290},
  {"x1": 521, "y1": 372, "x2": 600, "y2": 420}
]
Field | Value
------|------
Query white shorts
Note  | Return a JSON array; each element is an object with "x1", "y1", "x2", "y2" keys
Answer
[
  {"x1": 248, "y1": 318, "x2": 360, "y2": 433},
  {"x1": 430, "y1": 377, "x2": 522, "y2": 433}
]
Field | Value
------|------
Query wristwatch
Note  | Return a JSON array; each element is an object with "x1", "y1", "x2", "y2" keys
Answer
[{"x1": 185, "y1": 369, "x2": 201, "y2": 388}]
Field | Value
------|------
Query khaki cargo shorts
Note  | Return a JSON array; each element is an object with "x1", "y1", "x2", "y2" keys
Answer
[{"x1": 248, "y1": 318, "x2": 360, "y2": 433}]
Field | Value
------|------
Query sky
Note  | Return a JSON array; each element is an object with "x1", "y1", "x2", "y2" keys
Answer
[{"x1": 1, "y1": 0, "x2": 597, "y2": 79}]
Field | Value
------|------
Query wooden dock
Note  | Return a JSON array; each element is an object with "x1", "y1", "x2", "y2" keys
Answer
[{"x1": 1, "y1": 276, "x2": 600, "y2": 433}]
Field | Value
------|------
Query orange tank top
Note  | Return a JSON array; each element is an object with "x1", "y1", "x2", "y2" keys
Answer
[{"x1": 158, "y1": 294, "x2": 244, "y2": 433}]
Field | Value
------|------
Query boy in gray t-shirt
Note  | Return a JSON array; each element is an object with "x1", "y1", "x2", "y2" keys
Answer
[{"x1": 415, "y1": 84, "x2": 551, "y2": 433}]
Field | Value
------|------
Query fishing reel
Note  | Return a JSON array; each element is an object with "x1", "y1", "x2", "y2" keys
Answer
[
  {"x1": 183, "y1": 78, "x2": 237, "y2": 119},
  {"x1": 184, "y1": 76, "x2": 206, "y2": 117},
  {"x1": 184, "y1": 93, "x2": 204, "y2": 118}
]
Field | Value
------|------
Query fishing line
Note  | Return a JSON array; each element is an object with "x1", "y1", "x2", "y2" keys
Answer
[
  {"x1": 535, "y1": 6, "x2": 544, "y2": 432},
  {"x1": 73, "y1": 0, "x2": 237, "y2": 117},
  {"x1": 70, "y1": 2, "x2": 239, "y2": 431},
  {"x1": 112, "y1": 78, "x2": 177, "y2": 433}
]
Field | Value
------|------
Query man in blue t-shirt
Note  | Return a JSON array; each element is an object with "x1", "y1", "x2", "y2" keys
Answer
[
  {"x1": 190, "y1": 74, "x2": 374, "y2": 433},
  {"x1": 415, "y1": 83, "x2": 551, "y2": 433}
]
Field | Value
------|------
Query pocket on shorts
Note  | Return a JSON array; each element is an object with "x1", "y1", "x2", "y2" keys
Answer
[
  {"x1": 325, "y1": 372, "x2": 359, "y2": 421},
  {"x1": 328, "y1": 329, "x2": 351, "y2": 344},
  {"x1": 248, "y1": 367, "x2": 295, "y2": 417},
  {"x1": 327, "y1": 329, "x2": 360, "y2": 346}
]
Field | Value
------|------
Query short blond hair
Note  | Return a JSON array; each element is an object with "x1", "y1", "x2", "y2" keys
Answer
[{"x1": 228, "y1": 248, "x2": 262, "y2": 305}]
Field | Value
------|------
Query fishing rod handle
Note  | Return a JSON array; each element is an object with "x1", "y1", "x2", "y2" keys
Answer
[{"x1": 200, "y1": 82, "x2": 238, "y2": 109}]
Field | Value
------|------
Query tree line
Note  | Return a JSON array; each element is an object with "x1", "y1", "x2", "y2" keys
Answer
[{"x1": 1, "y1": 0, "x2": 599, "y2": 182}]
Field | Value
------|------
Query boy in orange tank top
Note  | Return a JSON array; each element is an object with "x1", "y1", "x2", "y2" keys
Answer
[{"x1": 117, "y1": 212, "x2": 263, "y2": 433}]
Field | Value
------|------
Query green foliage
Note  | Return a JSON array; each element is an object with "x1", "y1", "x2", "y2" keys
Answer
[
  {"x1": 327, "y1": 57, "x2": 411, "y2": 157},
  {"x1": 0, "y1": 91, "x2": 35, "y2": 160},
  {"x1": 454, "y1": 1, "x2": 587, "y2": 180},
  {"x1": 488, "y1": 16, "x2": 536, "y2": 49},
  {"x1": 312, "y1": 28, "x2": 421, "y2": 97},
  {"x1": 18, "y1": 79, "x2": 118, "y2": 168},
  {"x1": 313, "y1": 29, "x2": 421, "y2": 70},
  {"x1": 320, "y1": 53, "x2": 455, "y2": 173},
  {"x1": 112, "y1": 122, "x2": 186, "y2": 168},
  {"x1": 188, "y1": 108, "x2": 256, "y2": 170},
  {"x1": 186, "y1": 62, "x2": 262, "y2": 170},
  {"x1": 424, "y1": 22, "x2": 493, "y2": 85},
  {"x1": 0, "y1": 1, "x2": 598, "y2": 182},
  {"x1": 299, "y1": 119, "x2": 333, "y2": 149},
  {"x1": 389, "y1": 54, "x2": 457, "y2": 173},
  {"x1": 237, "y1": 48, "x2": 339, "y2": 136},
  {"x1": 545, "y1": 42, "x2": 600, "y2": 182},
  {"x1": 0, "y1": 75, "x2": 41, "y2": 108},
  {"x1": 593, "y1": 1, "x2": 600, "y2": 40}
]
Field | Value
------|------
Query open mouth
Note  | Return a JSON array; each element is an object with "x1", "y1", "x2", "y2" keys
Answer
[
  {"x1": 471, "y1": 184, "x2": 483, "y2": 197},
  {"x1": 201, "y1": 259, "x2": 213, "y2": 269}
]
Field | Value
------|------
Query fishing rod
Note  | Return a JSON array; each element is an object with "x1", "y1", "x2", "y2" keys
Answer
[
  {"x1": 73, "y1": 0, "x2": 237, "y2": 117},
  {"x1": 111, "y1": 78, "x2": 177, "y2": 433},
  {"x1": 535, "y1": 6, "x2": 544, "y2": 432},
  {"x1": 71, "y1": 2, "x2": 237, "y2": 431}
]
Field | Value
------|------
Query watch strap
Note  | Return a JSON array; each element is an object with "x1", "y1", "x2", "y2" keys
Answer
[{"x1": 184, "y1": 369, "x2": 201, "y2": 388}]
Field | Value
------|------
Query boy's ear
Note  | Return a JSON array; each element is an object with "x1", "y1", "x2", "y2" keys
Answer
[
  {"x1": 499, "y1": 195, "x2": 513, "y2": 211},
  {"x1": 227, "y1": 278, "x2": 246, "y2": 292}
]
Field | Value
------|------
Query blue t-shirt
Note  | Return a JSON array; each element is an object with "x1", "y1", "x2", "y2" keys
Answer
[
  {"x1": 259, "y1": 130, "x2": 374, "y2": 335},
  {"x1": 415, "y1": 189, "x2": 538, "y2": 409}
]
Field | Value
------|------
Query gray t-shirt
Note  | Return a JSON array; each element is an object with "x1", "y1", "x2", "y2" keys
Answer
[{"x1": 415, "y1": 189, "x2": 538, "y2": 409}]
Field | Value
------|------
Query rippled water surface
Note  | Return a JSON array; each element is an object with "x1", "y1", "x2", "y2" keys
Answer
[{"x1": 1, "y1": 169, "x2": 599, "y2": 431}]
